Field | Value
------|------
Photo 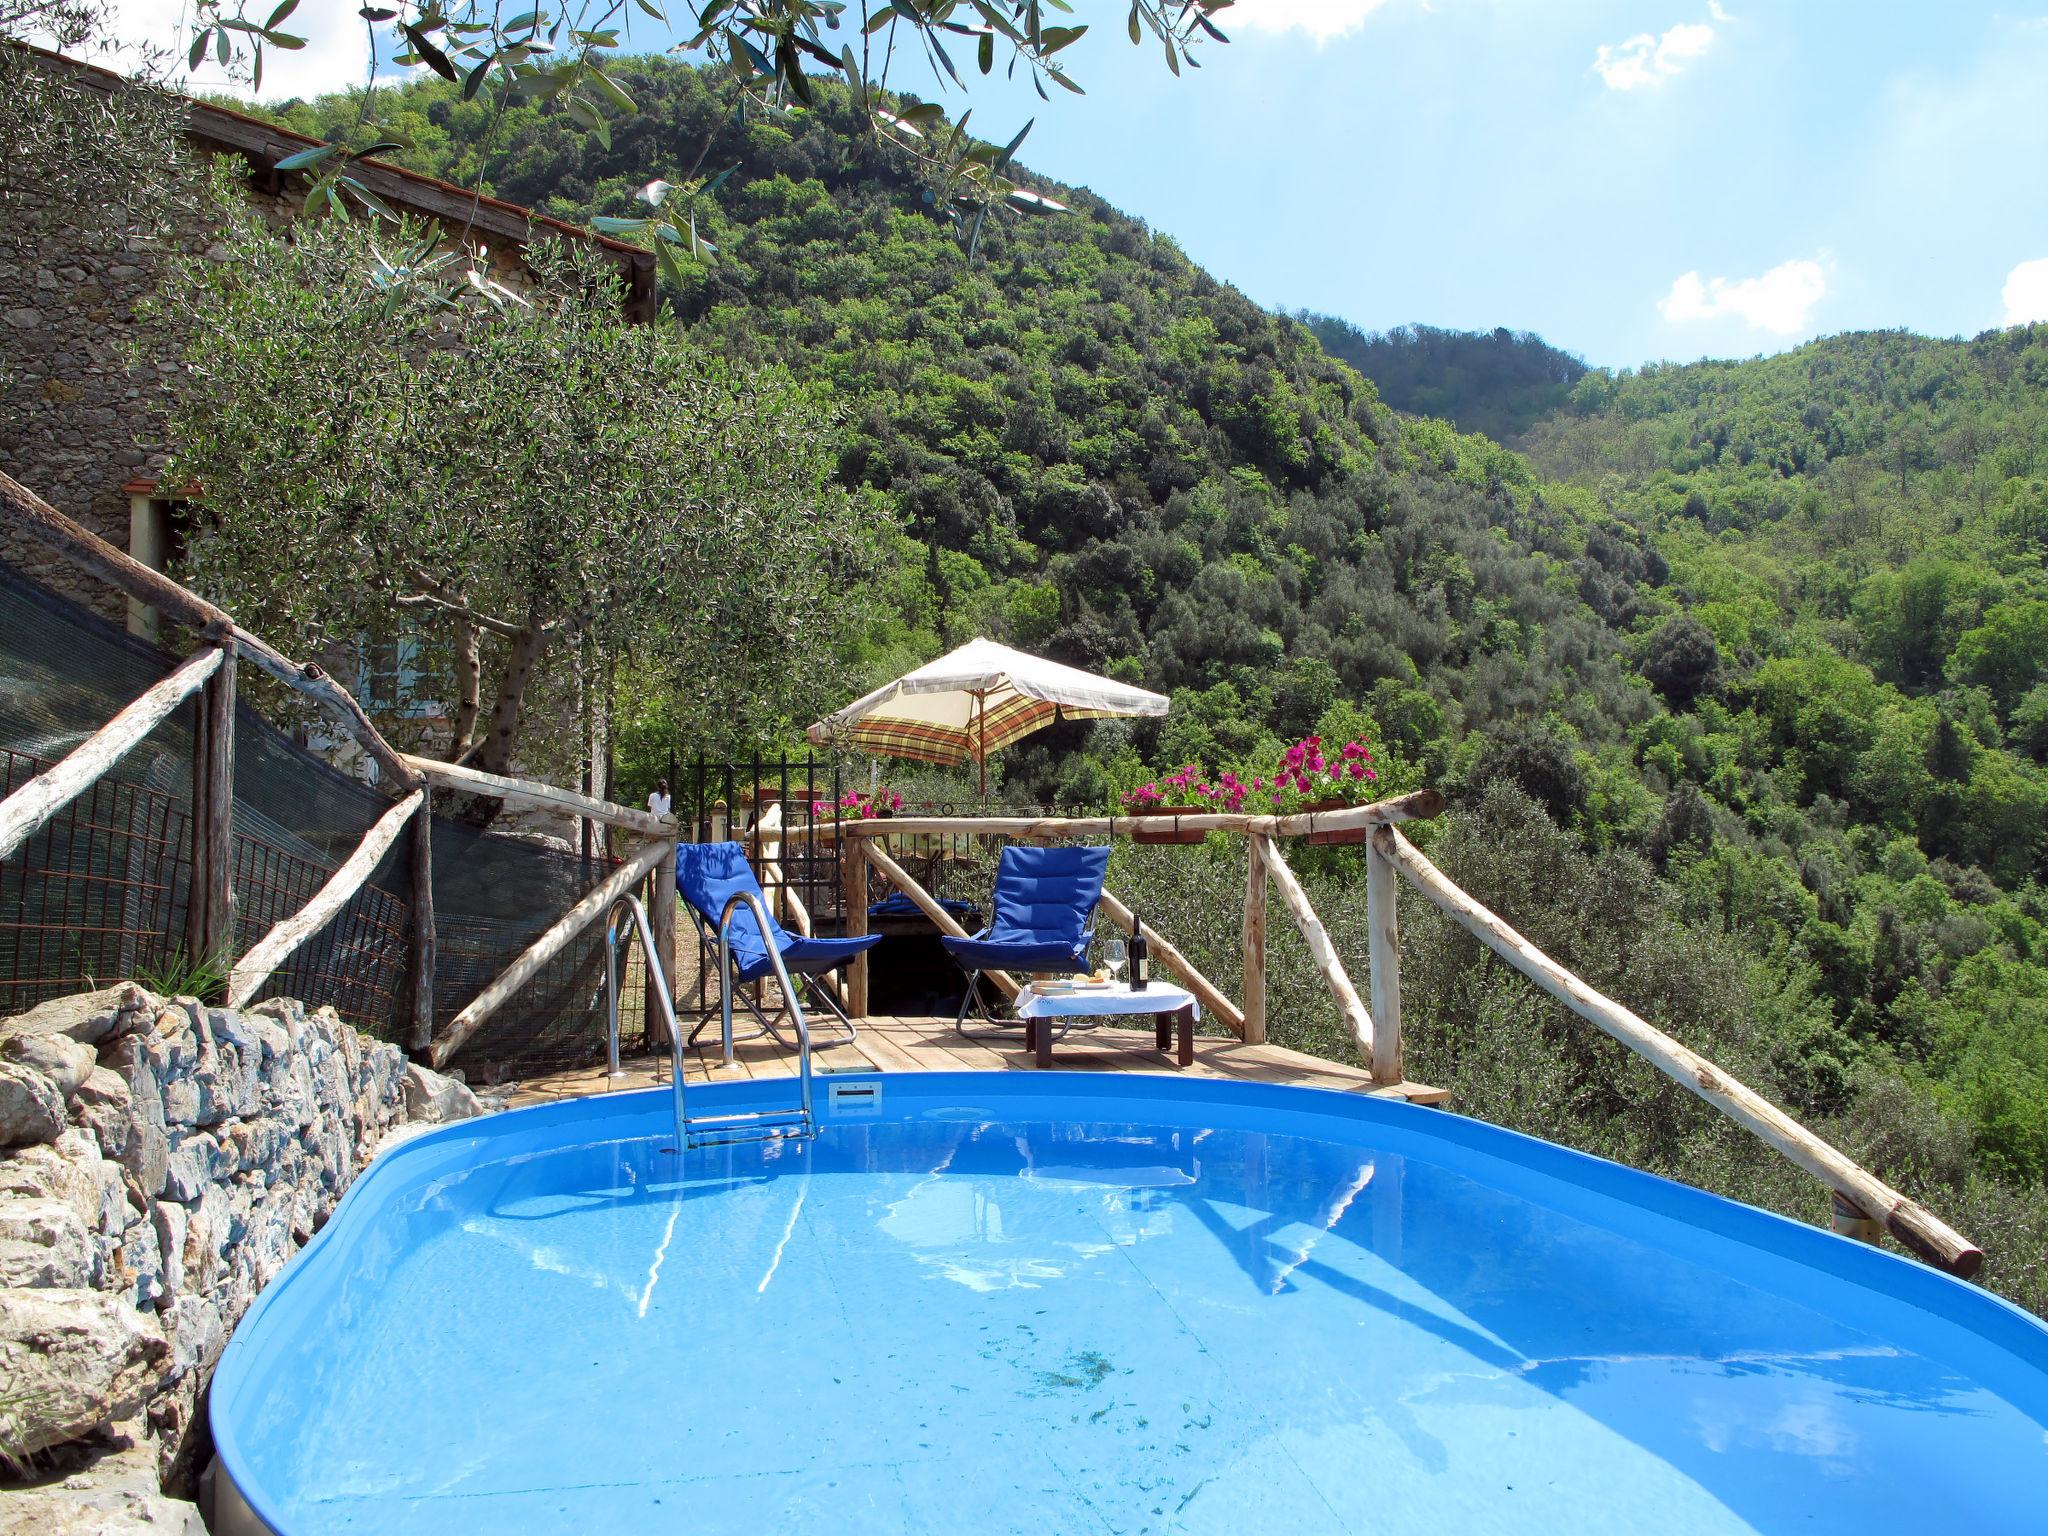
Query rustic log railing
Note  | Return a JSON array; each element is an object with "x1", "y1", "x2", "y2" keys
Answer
[
  {"x1": 1, "y1": 468, "x2": 1978, "y2": 1277},
  {"x1": 0, "y1": 645, "x2": 223, "y2": 862},
  {"x1": 0, "y1": 469, "x2": 678, "y2": 1063},
  {"x1": 828, "y1": 796, "x2": 1981, "y2": 1278}
]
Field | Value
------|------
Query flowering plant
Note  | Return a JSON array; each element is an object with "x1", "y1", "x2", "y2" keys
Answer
[
  {"x1": 1122, "y1": 764, "x2": 1251, "y2": 812},
  {"x1": 1122, "y1": 737, "x2": 1377, "y2": 817},
  {"x1": 1256, "y1": 735, "x2": 1377, "y2": 810},
  {"x1": 811, "y1": 787, "x2": 904, "y2": 820}
]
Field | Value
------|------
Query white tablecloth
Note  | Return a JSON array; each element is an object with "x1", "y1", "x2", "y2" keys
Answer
[{"x1": 1013, "y1": 982, "x2": 1199, "y2": 1020}]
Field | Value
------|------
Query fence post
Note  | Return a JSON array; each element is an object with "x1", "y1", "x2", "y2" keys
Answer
[
  {"x1": 1366, "y1": 829, "x2": 1403, "y2": 1086},
  {"x1": 644, "y1": 838, "x2": 677, "y2": 1052},
  {"x1": 406, "y1": 801, "x2": 435, "y2": 1055},
  {"x1": 1241, "y1": 838, "x2": 1268, "y2": 1044},
  {"x1": 188, "y1": 635, "x2": 237, "y2": 970},
  {"x1": 841, "y1": 829, "x2": 869, "y2": 1018}
]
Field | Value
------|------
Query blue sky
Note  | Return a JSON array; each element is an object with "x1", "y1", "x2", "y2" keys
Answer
[
  {"x1": 127, "y1": 0, "x2": 2048, "y2": 369},
  {"x1": 862, "y1": 1, "x2": 2048, "y2": 369}
]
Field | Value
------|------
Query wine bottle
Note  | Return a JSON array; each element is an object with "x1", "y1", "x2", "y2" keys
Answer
[{"x1": 1129, "y1": 910, "x2": 1150, "y2": 991}]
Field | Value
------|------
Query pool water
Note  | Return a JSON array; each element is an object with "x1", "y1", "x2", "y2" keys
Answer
[{"x1": 212, "y1": 1074, "x2": 2048, "y2": 1535}]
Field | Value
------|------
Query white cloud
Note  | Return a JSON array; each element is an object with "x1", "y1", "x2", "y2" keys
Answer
[
  {"x1": 1658, "y1": 258, "x2": 1828, "y2": 335},
  {"x1": 2003, "y1": 258, "x2": 2048, "y2": 326},
  {"x1": 1592, "y1": 13, "x2": 1718, "y2": 91},
  {"x1": 1231, "y1": 0, "x2": 1397, "y2": 46}
]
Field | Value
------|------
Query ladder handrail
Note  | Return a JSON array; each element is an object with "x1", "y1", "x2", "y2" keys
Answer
[
  {"x1": 602, "y1": 888, "x2": 817, "y2": 1148},
  {"x1": 604, "y1": 893, "x2": 692, "y2": 1153},
  {"x1": 717, "y1": 891, "x2": 815, "y2": 1134}
]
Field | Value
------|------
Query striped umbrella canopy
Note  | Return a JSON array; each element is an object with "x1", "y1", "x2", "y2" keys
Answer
[{"x1": 807, "y1": 637, "x2": 1169, "y2": 795}]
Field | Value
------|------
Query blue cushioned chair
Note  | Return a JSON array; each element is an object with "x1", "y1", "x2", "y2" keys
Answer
[
  {"x1": 675, "y1": 842, "x2": 878, "y2": 1051},
  {"x1": 942, "y1": 843, "x2": 1110, "y2": 1032}
]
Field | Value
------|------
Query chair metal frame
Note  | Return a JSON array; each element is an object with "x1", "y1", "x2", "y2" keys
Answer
[{"x1": 673, "y1": 845, "x2": 861, "y2": 1065}]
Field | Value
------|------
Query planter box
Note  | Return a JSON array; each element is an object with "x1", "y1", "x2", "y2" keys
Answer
[{"x1": 1301, "y1": 797, "x2": 1368, "y2": 846}]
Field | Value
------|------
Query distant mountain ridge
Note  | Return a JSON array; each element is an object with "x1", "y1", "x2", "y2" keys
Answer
[{"x1": 1297, "y1": 316, "x2": 1589, "y2": 444}]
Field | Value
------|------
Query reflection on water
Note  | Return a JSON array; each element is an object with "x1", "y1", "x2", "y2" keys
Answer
[{"x1": 224, "y1": 1111, "x2": 2048, "y2": 1536}]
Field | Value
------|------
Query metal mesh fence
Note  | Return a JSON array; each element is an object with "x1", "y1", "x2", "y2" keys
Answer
[
  {"x1": 0, "y1": 745, "x2": 190, "y2": 1009},
  {"x1": 0, "y1": 559, "x2": 614, "y2": 1078}
]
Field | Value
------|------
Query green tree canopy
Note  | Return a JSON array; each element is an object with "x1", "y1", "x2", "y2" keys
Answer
[{"x1": 149, "y1": 192, "x2": 887, "y2": 796}]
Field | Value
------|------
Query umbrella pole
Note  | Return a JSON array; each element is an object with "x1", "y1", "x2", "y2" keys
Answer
[{"x1": 976, "y1": 691, "x2": 987, "y2": 802}]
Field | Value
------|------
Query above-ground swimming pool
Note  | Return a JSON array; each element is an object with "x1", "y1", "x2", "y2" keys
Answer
[{"x1": 211, "y1": 1071, "x2": 2048, "y2": 1535}]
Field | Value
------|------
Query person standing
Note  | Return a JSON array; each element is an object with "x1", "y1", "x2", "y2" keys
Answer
[{"x1": 648, "y1": 776, "x2": 672, "y2": 820}]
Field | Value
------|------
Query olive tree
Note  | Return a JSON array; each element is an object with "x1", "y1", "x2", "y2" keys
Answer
[{"x1": 150, "y1": 197, "x2": 888, "y2": 801}]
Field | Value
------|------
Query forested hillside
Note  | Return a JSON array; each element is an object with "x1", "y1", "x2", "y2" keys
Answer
[
  {"x1": 1514, "y1": 327, "x2": 2048, "y2": 1172},
  {"x1": 262, "y1": 59, "x2": 1650, "y2": 801},
  {"x1": 245, "y1": 60, "x2": 2048, "y2": 1307}
]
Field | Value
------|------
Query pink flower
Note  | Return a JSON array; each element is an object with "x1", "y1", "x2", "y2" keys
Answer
[
  {"x1": 1364, "y1": 768, "x2": 1378, "y2": 781},
  {"x1": 1347, "y1": 762, "x2": 1365, "y2": 779}
]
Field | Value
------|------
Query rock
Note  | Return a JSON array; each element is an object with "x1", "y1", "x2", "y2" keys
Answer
[
  {"x1": 162, "y1": 1131, "x2": 223, "y2": 1204},
  {"x1": 0, "y1": 1060, "x2": 66, "y2": 1147},
  {"x1": 0, "y1": 1287, "x2": 169, "y2": 1455},
  {"x1": 159, "y1": 1075, "x2": 201, "y2": 1127},
  {"x1": 222, "y1": 1116, "x2": 282, "y2": 1174},
  {"x1": 151, "y1": 1200, "x2": 187, "y2": 1296},
  {"x1": 2, "y1": 1032, "x2": 95, "y2": 1101},
  {"x1": 402, "y1": 1062, "x2": 485, "y2": 1124},
  {"x1": 71, "y1": 1067, "x2": 132, "y2": 1157},
  {"x1": 0, "y1": 1435, "x2": 207, "y2": 1536},
  {"x1": 0, "y1": 984, "x2": 154, "y2": 1051},
  {"x1": 121, "y1": 1118, "x2": 169, "y2": 1201},
  {"x1": 160, "y1": 1293, "x2": 222, "y2": 1382},
  {"x1": 0, "y1": 1194, "x2": 98, "y2": 1287},
  {"x1": 4, "y1": 1136, "x2": 104, "y2": 1232},
  {"x1": 182, "y1": 1183, "x2": 230, "y2": 1295},
  {"x1": 115, "y1": 1205, "x2": 164, "y2": 1307}
]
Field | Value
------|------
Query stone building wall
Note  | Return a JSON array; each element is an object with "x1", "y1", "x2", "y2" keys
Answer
[
  {"x1": 0, "y1": 155, "x2": 544, "y2": 631},
  {"x1": 0, "y1": 183, "x2": 231, "y2": 625},
  {"x1": 0, "y1": 983, "x2": 488, "y2": 1531}
]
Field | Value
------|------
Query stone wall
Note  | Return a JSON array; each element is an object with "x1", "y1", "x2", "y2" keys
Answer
[{"x1": 0, "y1": 984, "x2": 487, "y2": 1531}]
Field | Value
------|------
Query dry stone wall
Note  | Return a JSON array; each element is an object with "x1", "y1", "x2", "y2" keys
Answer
[{"x1": 0, "y1": 984, "x2": 487, "y2": 1531}]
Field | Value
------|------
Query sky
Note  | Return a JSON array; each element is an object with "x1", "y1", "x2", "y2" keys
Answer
[{"x1": 98, "y1": 0, "x2": 2048, "y2": 369}]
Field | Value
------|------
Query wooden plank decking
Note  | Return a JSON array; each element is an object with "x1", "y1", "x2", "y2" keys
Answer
[{"x1": 502, "y1": 1014, "x2": 1449, "y2": 1109}]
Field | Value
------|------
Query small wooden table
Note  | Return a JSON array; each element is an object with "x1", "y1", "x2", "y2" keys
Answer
[{"x1": 1014, "y1": 981, "x2": 1200, "y2": 1069}]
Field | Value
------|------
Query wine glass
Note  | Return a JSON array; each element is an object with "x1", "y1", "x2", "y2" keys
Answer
[{"x1": 1102, "y1": 937, "x2": 1127, "y2": 982}]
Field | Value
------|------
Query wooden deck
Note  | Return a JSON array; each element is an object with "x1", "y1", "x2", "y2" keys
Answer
[{"x1": 502, "y1": 1014, "x2": 1449, "y2": 1109}]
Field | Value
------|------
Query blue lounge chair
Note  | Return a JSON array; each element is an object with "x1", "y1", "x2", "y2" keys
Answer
[
  {"x1": 942, "y1": 843, "x2": 1110, "y2": 1032},
  {"x1": 675, "y1": 841, "x2": 878, "y2": 1052}
]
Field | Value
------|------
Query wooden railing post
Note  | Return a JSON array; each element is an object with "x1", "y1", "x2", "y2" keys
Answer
[
  {"x1": 1242, "y1": 839, "x2": 1268, "y2": 1045},
  {"x1": 226, "y1": 790, "x2": 422, "y2": 1007},
  {"x1": 644, "y1": 839, "x2": 677, "y2": 1052},
  {"x1": 1365, "y1": 830, "x2": 1402, "y2": 1087},
  {"x1": 0, "y1": 646, "x2": 221, "y2": 864},
  {"x1": 1377, "y1": 824, "x2": 1983, "y2": 1277},
  {"x1": 189, "y1": 636, "x2": 237, "y2": 969},
  {"x1": 1254, "y1": 834, "x2": 1375, "y2": 1071},
  {"x1": 841, "y1": 828, "x2": 869, "y2": 1018},
  {"x1": 406, "y1": 802, "x2": 436, "y2": 1055}
]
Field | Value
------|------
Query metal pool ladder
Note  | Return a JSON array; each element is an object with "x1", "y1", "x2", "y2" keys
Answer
[{"x1": 604, "y1": 891, "x2": 816, "y2": 1150}]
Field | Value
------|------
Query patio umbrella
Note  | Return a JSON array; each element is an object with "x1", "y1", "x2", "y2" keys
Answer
[{"x1": 807, "y1": 637, "x2": 1169, "y2": 797}]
